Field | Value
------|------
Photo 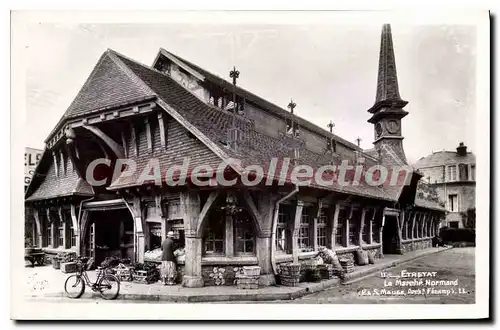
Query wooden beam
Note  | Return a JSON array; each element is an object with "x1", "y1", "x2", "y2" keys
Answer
[
  {"x1": 121, "y1": 130, "x2": 128, "y2": 158},
  {"x1": 292, "y1": 200, "x2": 304, "y2": 263},
  {"x1": 52, "y1": 151, "x2": 59, "y2": 177},
  {"x1": 195, "y1": 191, "x2": 221, "y2": 237},
  {"x1": 130, "y1": 122, "x2": 138, "y2": 156},
  {"x1": 82, "y1": 125, "x2": 125, "y2": 159},
  {"x1": 145, "y1": 117, "x2": 152, "y2": 152},
  {"x1": 312, "y1": 199, "x2": 323, "y2": 251},
  {"x1": 330, "y1": 202, "x2": 340, "y2": 247},
  {"x1": 242, "y1": 190, "x2": 263, "y2": 235},
  {"x1": 358, "y1": 207, "x2": 367, "y2": 246},
  {"x1": 158, "y1": 112, "x2": 167, "y2": 150}
]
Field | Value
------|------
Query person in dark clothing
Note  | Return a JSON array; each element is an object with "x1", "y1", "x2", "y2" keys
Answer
[{"x1": 160, "y1": 231, "x2": 177, "y2": 285}]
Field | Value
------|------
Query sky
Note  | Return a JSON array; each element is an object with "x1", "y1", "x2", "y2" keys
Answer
[{"x1": 23, "y1": 22, "x2": 477, "y2": 163}]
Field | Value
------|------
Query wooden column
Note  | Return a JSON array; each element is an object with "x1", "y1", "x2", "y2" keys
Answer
[
  {"x1": 70, "y1": 204, "x2": 80, "y2": 254},
  {"x1": 369, "y1": 208, "x2": 376, "y2": 244},
  {"x1": 410, "y1": 212, "x2": 417, "y2": 240},
  {"x1": 33, "y1": 209, "x2": 42, "y2": 248},
  {"x1": 292, "y1": 200, "x2": 304, "y2": 264},
  {"x1": 52, "y1": 152, "x2": 59, "y2": 177},
  {"x1": 358, "y1": 207, "x2": 367, "y2": 247},
  {"x1": 379, "y1": 210, "x2": 386, "y2": 257},
  {"x1": 255, "y1": 191, "x2": 278, "y2": 286},
  {"x1": 330, "y1": 203, "x2": 340, "y2": 248},
  {"x1": 181, "y1": 191, "x2": 203, "y2": 288},
  {"x1": 225, "y1": 214, "x2": 234, "y2": 257}
]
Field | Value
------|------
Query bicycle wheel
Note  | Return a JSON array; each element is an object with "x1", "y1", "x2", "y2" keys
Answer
[
  {"x1": 64, "y1": 274, "x2": 85, "y2": 299},
  {"x1": 98, "y1": 274, "x2": 120, "y2": 300}
]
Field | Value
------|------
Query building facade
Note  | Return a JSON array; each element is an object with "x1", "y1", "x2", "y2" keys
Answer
[
  {"x1": 415, "y1": 142, "x2": 476, "y2": 229},
  {"x1": 25, "y1": 24, "x2": 445, "y2": 287}
]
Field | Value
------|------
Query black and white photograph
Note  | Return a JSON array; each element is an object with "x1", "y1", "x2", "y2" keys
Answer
[{"x1": 10, "y1": 10, "x2": 489, "y2": 320}]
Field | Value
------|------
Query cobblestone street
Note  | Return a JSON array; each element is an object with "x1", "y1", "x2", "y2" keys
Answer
[{"x1": 279, "y1": 247, "x2": 475, "y2": 304}]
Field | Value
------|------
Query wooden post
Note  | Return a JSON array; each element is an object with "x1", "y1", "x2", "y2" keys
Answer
[
  {"x1": 121, "y1": 130, "x2": 128, "y2": 158},
  {"x1": 292, "y1": 200, "x2": 304, "y2": 264},
  {"x1": 158, "y1": 112, "x2": 167, "y2": 150},
  {"x1": 255, "y1": 191, "x2": 278, "y2": 286},
  {"x1": 369, "y1": 208, "x2": 376, "y2": 244},
  {"x1": 70, "y1": 204, "x2": 80, "y2": 254},
  {"x1": 180, "y1": 191, "x2": 204, "y2": 288},
  {"x1": 330, "y1": 203, "x2": 340, "y2": 248},
  {"x1": 52, "y1": 152, "x2": 59, "y2": 177},
  {"x1": 145, "y1": 117, "x2": 152, "y2": 152},
  {"x1": 225, "y1": 214, "x2": 234, "y2": 257},
  {"x1": 358, "y1": 207, "x2": 367, "y2": 247},
  {"x1": 410, "y1": 212, "x2": 417, "y2": 240},
  {"x1": 130, "y1": 122, "x2": 138, "y2": 156},
  {"x1": 33, "y1": 209, "x2": 42, "y2": 248},
  {"x1": 379, "y1": 210, "x2": 386, "y2": 257}
]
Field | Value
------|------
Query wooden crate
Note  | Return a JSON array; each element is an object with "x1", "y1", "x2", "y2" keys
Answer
[
  {"x1": 132, "y1": 270, "x2": 148, "y2": 284},
  {"x1": 236, "y1": 274, "x2": 259, "y2": 290}
]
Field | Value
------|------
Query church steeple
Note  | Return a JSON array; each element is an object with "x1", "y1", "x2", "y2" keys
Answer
[
  {"x1": 368, "y1": 24, "x2": 408, "y2": 122},
  {"x1": 368, "y1": 24, "x2": 409, "y2": 165}
]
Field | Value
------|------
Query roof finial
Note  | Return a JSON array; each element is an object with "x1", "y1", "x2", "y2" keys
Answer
[
  {"x1": 287, "y1": 99, "x2": 296, "y2": 114},
  {"x1": 355, "y1": 136, "x2": 362, "y2": 147},
  {"x1": 327, "y1": 120, "x2": 335, "y2": 133}
]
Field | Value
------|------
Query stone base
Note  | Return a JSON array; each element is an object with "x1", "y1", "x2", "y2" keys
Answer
[
  {"x1": 182, "y1": 275, "x2": 204, "y2": 288},
  {"x1": 258, "y1": 274, "x2": 276, "y2": 286}
]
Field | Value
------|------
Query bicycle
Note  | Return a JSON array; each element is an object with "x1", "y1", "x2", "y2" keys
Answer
[{"x1": 64, "y1": 257, "x2": 120, "y2": 300}]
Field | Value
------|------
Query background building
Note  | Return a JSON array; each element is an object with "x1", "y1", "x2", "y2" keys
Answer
[
  {"x1": 25, "y1": 147, "x2": 43, "y2": 192},
  {"x1": 415, "y1": 142, "x2": 476, "y2": 229}
]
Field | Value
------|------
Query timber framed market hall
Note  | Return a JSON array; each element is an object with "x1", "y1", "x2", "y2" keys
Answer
[{"x1": 25, "y1": 24, "x2": 446, "y2": 287}]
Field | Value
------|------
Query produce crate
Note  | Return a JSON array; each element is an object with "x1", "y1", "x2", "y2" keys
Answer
[
  {"x1": 339, "y1": 258, "x2": 355, "y2": 273},
  {"x1": 280, "y1": 276, "x2": 300, "y2": 287},
  {"x1": 61, "y1": 262, "x2": 78, "y2": 274},
  {"x1": 114, "y1": 267, "x2": 133, "y2": 282},
  {"x1": 236, "y1": 274, "x2": 259, "y2": 290},
  {"x1": 132, "y1": 270, "x2": 148, "y2": 284}
]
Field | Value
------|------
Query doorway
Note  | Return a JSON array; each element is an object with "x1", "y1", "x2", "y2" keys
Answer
[
  {"x1": 382, "y1": 215, "x2": 400, "y2": 254},
  {"x1": 85, "y1": 209, "x2": 134, "y2": 265}
]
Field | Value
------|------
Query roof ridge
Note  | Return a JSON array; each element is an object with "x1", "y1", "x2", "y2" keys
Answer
[{"x1": 157, "y1": 48, "x2": 362, "y2": 151}]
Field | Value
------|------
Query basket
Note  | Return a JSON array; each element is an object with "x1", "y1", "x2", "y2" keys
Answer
[
  {"x1": 114, "y1": 267, "x2": 133, "y2": 282},
  {"x1": 279, "y1": 263, "x2": 301, "y2": 287},
  {"x1": 317, "y1": 264, "x2": 336, "y2": 279},
  {"x1": 242, "y1": 266, "x2": 261, "y2": 276}
]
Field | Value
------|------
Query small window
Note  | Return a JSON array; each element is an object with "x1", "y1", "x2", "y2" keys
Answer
[
  {"x1": 362, "y1": 209, "x2": 373, "y2": 243},
  {"x1": 336, "y1": 208, "x2": 347, "y2": 247},
  {"x1": 470, "y1": 165, "x2": 475, "y2": 181},
  {"x1": 448, "y1": 194, "x2": 458, "y2": 212},
  {"x1": 57, "y1": 221, "x2": 64, "y2": 247},
  {"x1": 203, "y1": 214, "x2": 225, "y2": 255},
  {"x1": 447, "y1": 166, "x2": 457, "y2": 182},
  {"x1": 299, "y1": 207, "x2": 313, "y2": 251},
  {"x1": 317, "y1": 209, "x2": 328, "y2": 247},
  {"x1": 276, "y1": 205, "x2": 292, "y2": 254},
  {"x1": 449, "y1": 221, "x2": 459, "y2": 229},
  {"x1": 234, "y1": 214, "x2": 255, "y2": 255}
]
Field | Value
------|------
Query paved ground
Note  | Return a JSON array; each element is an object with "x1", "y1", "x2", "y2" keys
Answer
[
  {"x1": 21, "y1": 247, "x2": 471, "y2": 304},
  {"x1": 280, "y1": 247, "x2": 475, "y2": 304}
]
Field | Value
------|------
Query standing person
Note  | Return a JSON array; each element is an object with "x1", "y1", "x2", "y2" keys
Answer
[{"x1": 160, "y1": 231, "x2": 177, "y2": 285}]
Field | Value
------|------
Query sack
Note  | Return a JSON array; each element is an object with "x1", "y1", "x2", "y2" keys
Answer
[
  {"x1": 318, "y1": 246, "x2": 336, "y2": 264},
  {"x1": 355, "y1": 249, "x2": 369, "y2": 266},
  {"x1": 368, "y1": 252, "x2": 375, "y2": 264}
]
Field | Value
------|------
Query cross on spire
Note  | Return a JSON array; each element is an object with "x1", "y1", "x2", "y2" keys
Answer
[
  {"x1": 287, "y1": 99, "x2": 297, "y2": 114},
  {"x1": 229, "y1": 66, "x2": 240, "y2": 86},
  {"x1": 355, "y1": 136, "x2": 362, "y2": 147},
  {"x1": 327, "y1": 120, "x2": 335, "y2": 133}
]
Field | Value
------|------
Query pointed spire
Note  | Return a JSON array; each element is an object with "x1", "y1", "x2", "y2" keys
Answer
[{"x1": 368, "y1": 24, "x2": 408, "y2": 114}]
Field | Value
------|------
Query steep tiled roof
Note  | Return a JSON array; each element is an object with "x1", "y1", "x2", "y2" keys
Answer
[
  {"x1": 415, "y1": 151, "x2": 476, "y2": 168},
  {"x1": 25, "y1": 157, "x2": 94, "y2": 202},
  {"x1": 63, "y1": 52, "x2": 154, "y2": 119}
]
